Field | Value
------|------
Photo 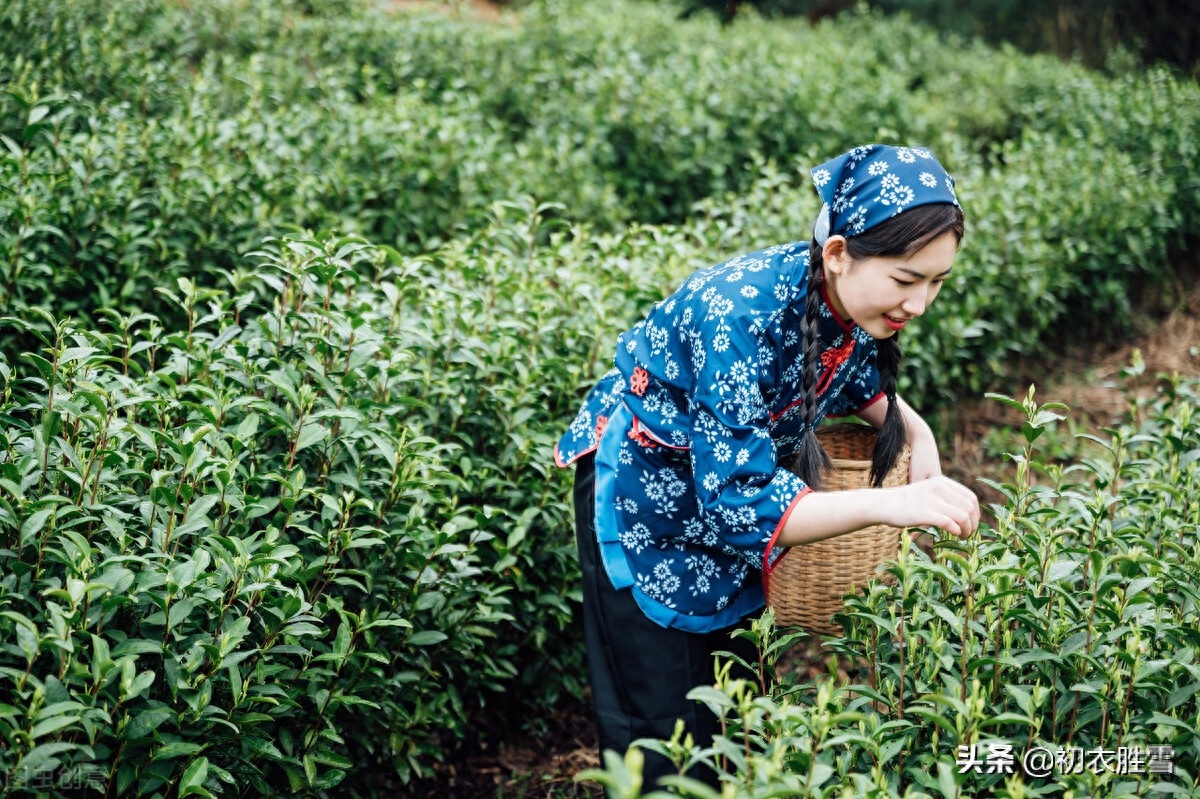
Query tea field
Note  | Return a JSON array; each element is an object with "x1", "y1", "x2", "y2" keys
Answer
[{"x1": 0, "y1": 0, "x2": 1197, "y2": 796}]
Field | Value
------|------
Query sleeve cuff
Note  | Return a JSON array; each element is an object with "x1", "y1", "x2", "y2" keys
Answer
[{"x1": 761, "y1": 486, "x2": 813, "y2": 577}]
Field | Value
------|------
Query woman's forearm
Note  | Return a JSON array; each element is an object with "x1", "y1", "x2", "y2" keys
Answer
[
  {"x1": 776, "y1": 488, "x2": 900, "y2": 547},
  {"x1": 777, "y1": 470, "x2": 981, "y2": 546}
]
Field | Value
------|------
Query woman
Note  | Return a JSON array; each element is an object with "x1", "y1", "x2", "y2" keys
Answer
[{"x1": 555, "y1": 144, "x2": 981, "y2": 789}]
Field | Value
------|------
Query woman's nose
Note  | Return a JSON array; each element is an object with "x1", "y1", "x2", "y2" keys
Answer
[{"x1": 901, "y1": 288, "x2": 929, "y2": 317}]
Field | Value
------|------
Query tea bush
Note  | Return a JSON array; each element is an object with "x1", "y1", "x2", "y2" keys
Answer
[
  {"x1": 3, "y1": 0, "x2": 1198, "y2": 339},
  {"x1": 0, "y1": 237, "x2": 532, "y2": 793},
  {"x1": 584, "y1": 378, "x2": 1200, "y2": 797},
  {"x1": 3, "y1": 0, "x2": 1200, "y2": 791},
  {"x1": 0, "y1": 210, "x2": 712, "y2": 792}
]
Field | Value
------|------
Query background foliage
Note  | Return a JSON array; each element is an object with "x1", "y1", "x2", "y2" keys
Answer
[
  {"x1": 674, "y1": 0, "x2": 1200, "y2": 75},
  {"x1": 0, "y1": 0, "x2": 1197, "y2": 795}
]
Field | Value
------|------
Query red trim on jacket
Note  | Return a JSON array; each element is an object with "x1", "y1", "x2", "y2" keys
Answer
[{"x1": 761, "y1": 487, "x2": 813, "y2": 595}]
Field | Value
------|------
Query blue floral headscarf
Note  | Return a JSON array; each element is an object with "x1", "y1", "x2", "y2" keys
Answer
[{"x1": 810, "y1": 144, "x2": 960, "y2": 244}]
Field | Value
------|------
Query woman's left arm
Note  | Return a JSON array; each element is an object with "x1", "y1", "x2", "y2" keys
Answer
[{"x1": 855, "y1": 395, "x2": 942, "y2": 482}]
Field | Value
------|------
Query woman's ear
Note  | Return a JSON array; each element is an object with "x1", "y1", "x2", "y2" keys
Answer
[{"x1": 822, "y1": 235, "x2": 850, "y2": 276}]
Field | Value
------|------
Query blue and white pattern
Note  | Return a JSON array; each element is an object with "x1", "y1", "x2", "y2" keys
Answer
[
  {"x1": 556, "y1": 241, "x2": 884, "y2": 632},
  {"x1": 811, "y1": 143, "x2": 960, "y2": 245}
]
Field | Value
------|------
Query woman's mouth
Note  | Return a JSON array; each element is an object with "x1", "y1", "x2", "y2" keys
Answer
[{"x1": 883, "y1": 315, "x2": 908, "y2": 331}]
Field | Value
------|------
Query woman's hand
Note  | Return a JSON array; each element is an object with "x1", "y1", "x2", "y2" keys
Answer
[{"x1": 882, "y1": 476, "x2": 980, "y2": 539}]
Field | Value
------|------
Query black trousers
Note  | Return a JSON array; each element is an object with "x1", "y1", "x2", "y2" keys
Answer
[{"x1": 573, "y1": 452, "x2": 761, "y2": 791}]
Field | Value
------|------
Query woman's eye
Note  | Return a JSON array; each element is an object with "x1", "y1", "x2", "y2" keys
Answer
[{"x1": 893, "y1": 278, "x2": 913, "y2": 287}]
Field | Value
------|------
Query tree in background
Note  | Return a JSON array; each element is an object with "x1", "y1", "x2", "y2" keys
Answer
[{"x1": 672, "y1": 0, "x2": 1199, "y2": 75}]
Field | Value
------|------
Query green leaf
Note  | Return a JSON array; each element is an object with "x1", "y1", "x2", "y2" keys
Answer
[
  {"x1": 407, "y1": 630, "x2": 447, "y2": 646},
  {"x1": 153, "y1": 741, "x2": 204, "y2": 761},
  {"x1": 295, "y1": 422, "x2": 328, "y2": 453},
  {"x1": 179, "y1": 757, "x2": 215, "y2": 798}
]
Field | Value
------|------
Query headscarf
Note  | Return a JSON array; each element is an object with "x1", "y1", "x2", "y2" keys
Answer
[{"x1": 810, "y1": 144, "x2": 960, "y2": 245}]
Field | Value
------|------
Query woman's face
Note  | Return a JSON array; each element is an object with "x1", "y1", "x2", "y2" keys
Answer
[{"x1": 822, "y1": 231, "x2": 958, "y2": 340}]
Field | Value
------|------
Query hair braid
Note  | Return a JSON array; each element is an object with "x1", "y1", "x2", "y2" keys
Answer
[
  {"x1": 870, "y1": 334, "x2": 905, "y2": 487},
  {"x1": 794, "y1": 242, "x2": 833, "y2": 488}
]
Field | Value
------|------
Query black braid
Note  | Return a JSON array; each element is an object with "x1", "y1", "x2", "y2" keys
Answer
[
  {"x1": 793, "y1": 241, "x2": 833, "y2": 488},
  {"x1": 870, "y1": 334, "x2": 905, "y2": 487}
]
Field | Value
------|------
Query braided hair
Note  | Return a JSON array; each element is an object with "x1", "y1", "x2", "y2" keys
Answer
[{"x1": 794, "y1": 203, "x2": 965, "y2": 489}]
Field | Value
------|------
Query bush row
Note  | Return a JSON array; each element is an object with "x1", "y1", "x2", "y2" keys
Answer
[
  {"x1": 3, "y1": 0, "x2": 1198, "y2": 338},
  {"x1": 0, "y1": 204, "x2": 707, "y2": 794}
]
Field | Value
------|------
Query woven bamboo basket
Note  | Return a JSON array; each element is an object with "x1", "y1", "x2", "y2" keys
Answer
[{"x1": 765, "y1": 423, "x2": 910, "y2": 635}]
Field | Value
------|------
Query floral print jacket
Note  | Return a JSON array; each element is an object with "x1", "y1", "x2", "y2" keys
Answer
[{"x1": 555, "y1": 240, "x2": 884, "y2": 632}]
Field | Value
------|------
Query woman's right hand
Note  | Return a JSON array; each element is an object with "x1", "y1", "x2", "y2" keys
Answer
[{"x1": 883, "y1": 476, "x2": 980, "y2": 539}]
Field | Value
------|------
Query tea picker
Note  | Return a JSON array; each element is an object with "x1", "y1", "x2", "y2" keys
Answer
[{"x1": 554, "y1": 143, "x2": 981, "y2": 791}]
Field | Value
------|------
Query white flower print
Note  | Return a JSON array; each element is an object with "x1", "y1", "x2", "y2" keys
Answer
[
  {"x1": 848, "y1": 145, "x2": 872, "y2": 163},
  {"x1": 867, "y1": 160, "x2": 889, "y2": 176},
  {"x1": 812, "y1": 167, "x2": 831, "y2": 187},
  {"x1": 665, "y1": 359, "x2": 679, "y2": 381},
  {"x1": 569, "y1": 409, "x2": 593, "y2": 439},
  {"x1": 713, "y1": 441, "x2": 732, "y2": 462},
  {"x1": 773, "y1": 279, "x2": 790, "y2": 302},
  {"x1": 620, "y1": 523, "x2": 651, "y2": 554},
  {"x1": 640, "y1": 561, "x2": 681, "y2": 599},
  {"x1": 832, "y1": 177, "x2": 858, "y2": 213},
  {"x1": 713, "y1": 332, "x2": 730, "y2": 353},
  {"x1": 946, "y1": 176, "x2": 958, "y2": 200},
  {"x1": 879, "y1": 174, "x2": 915, "y2": 210},
  {"x1": 648, "y1": 323, "x2": 668, "y2": 354},
  {"x1": 735, "y1": 448, "x2": 750, "y2": 466},
  {"x1": 740, "y1": 285, "x2": 759, "y2": 299},
  {"x1": 703, "y1": 471, "x2": 720, "y2": 492},
  {"x1": 846, "y1": 206, "x2": 868, "y2": 234},
  {"x1": 618, "y1": 441, "x2": 633, "y2": 465},
  {"x1": 692, "y1": 410, "x2": 723, "y2": 446},
  {"x1": 708, "y1": 295, "x2": 734, "y2": 318},
  {"x1": 919, "y1": 172, "x2": 938, "y2": 188},
  {"x1": 915, "y1": 147, "x2": 934, "y2": 159},
  {"x1": 728, "y1": 358, "x2": 752, "y2": 384},
  {"x1": 896, "y1": 147, "x2": 917, "y2": 164},
  {"x1": 619, "y1": 497, "x2": 639, "y2": 514},
  {"x1": 718, "y1": 504, "x2": 757, "y2": 531}
]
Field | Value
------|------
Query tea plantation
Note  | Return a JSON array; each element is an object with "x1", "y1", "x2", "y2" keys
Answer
[{"x1": 0, "y1": 0, "x2": 1197, "y2": 796}]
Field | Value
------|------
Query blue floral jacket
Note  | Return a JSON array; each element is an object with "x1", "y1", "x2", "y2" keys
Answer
[{"x1": 555, "y1": 241, "x2": 884, "y2": 631}]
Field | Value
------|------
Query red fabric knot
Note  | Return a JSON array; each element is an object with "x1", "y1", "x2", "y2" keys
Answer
[
  {"x1": 593, "y1": 415, "x2": 608, "y2": 442},
  {"x1": 819, "y1": 337, "x2": 856, "y2": 369},
  {"x1": 814, "y1": 337, "x2": 855, "y2": 395},
  {"x1": 629, "y1": 366, "x2": 650, "y2": 397},
  {"x1": 628, "y1": 426, "x2": 659, "y2": 449}
]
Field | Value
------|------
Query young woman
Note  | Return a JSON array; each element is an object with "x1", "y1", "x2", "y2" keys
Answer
[{"x1": 555, "y1": 144, "x2": 981, "y2": 789}]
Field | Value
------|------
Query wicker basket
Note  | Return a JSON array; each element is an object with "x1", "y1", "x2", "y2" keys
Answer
[{"x1": 765, "y1": 423, "x2": 910, "y2": 635}]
